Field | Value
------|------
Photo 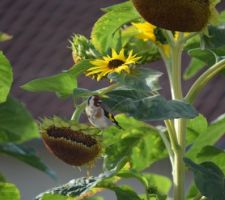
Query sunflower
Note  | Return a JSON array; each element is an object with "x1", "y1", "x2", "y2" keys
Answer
[
  {"x1": 132, "y1": 22, "x2": 179, "y2": 57},
  {"x1": 86, "y1": 49, "x2": 140, "y2": 81}
]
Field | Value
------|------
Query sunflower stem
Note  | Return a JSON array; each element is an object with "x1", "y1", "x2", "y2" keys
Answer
[{"x1": 160, "y1": 31, "x2": 186, "y2": 200}]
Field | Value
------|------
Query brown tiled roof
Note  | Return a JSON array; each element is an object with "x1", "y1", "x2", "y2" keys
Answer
[{"x1": 0, "y1": 0, "x2": 225, "y2": 121}]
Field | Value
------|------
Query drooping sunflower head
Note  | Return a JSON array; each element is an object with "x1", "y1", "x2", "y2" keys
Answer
[
  {"x1": 40, "y1": 117, "x2": 101, "y2": 167},
  {"x1": 86, "y1": 49, "x2": 141, "y2": 81},
  {"x1": 132, "y1": 0, "x2": 219, "y2": 32}
]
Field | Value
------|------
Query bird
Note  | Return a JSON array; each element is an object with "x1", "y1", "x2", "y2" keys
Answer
[{"x1": 85, "y1": 95, "x2": 123, "y2": 130}]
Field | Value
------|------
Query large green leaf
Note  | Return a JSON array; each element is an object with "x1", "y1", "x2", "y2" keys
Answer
[
  {"x1": 103, "y1": 115, "x2": 167, "y2": 171},
  {"x1": 111, "y1": 185, "x2": 141, "y2": 200},
  {"x1": 0, "y1": 182, "x2": 20, "y2": 200},
  {"x1": 186, "y1": 114, "x2": 208, "y2": 146},
  {"x1": 35, "y1": 159, "x2": 126, "y2": 200},
  {"x1": 91, "y1": 1, "x2": 140, "y2": 53},
  {"x1": 184, "y1": 158, "x2": 225, "y2": 200},
  {"x1": 186, "y1": 114, "x2": 225, "y2": 159},
  {"x1": 0, "y1": 97, "x2": 39, "y2": 143},
  {"x1": 22, "y1": 60, "x2": 91, "y2": 97},
  {"x1": 0, "y1": 51, "x2": 13, "y2": 103},
  {"x1": 108, "y1": 68, "x2": 162, "y2": 92},
  {"x1": 0, "y1": 143, "x2": 55, "y2": 179},
  {"x1": 118, "y1": 170, "x2": 171, "y2": 199},
  {"x1": 103, "y1": 91, "x2": 198, "y2": 121},
  {"x1": 21, "y1": 72, "x2": 76, "y2": 98},
  {"x1": 196, "y1": 146, "x2": 225, "y2": 174}
]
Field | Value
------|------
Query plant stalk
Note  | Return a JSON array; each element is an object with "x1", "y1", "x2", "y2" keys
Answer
[{"x1": 170, "y1": 33, "x2": 186, "y2": 200}]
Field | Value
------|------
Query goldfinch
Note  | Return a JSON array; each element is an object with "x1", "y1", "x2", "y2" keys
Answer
[{"x1": 85, "y1": 95, "x2": 123, "y2": 130}]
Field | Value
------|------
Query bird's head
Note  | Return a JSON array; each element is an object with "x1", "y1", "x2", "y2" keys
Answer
[{"x1": 87, "y1": 95, "x2": 102, "y2": 107}]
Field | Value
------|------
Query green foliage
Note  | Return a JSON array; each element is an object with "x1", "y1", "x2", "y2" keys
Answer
[
  {"x1": 118, "y1": 170, "x2": 171, "y2": 199},
  {"x1": 184, "y1": 158, "x2": 225, "y2": 200},
  {"x1": 0, "y1": 97, "x2": 39, "y2": 143},
  {"x1": 0, "y1": 51, "x2": 13, "y2": 103},
  {"x1": 110, "y1": 185, "x2": 141, "y2": 200},
  {"x1": 41, "y1": 194, "x2": 68, "y2": 200},
  {"x1": 186, "y1": 113, "x2": 225, "y2": 160},
  {"x1": 85, "y1": 197, "x2": 104, "y2": 200},
  {"x1": 125, "y1": 38, "x2": 161, "y2": 64},
  {"x1": 108, "y1": 68, "x2": 162, "y2": 92},
  {"x1": 184, "y1": 58, "x2": 206, "y2": 80},
  {"x1": 35, "y1": 159, "x2": 127, "y2": 199},
  {"x1": 196, "y1": 145, "x2": 225, "y2": 174},
  {"x1": 0, "y1": 182, "x2": 20, "y2": 200},
  {"x1": 103, "y1": 92, "x2": 198, "y2": 121},
  {"x1": 188, "y1": 48, "x2": 218, "y2": 67},
  {"x1": 103, "y1": 114, "x2": 167, "y2": 171},
  {"x1": 91, "y1": 1, "x2": 140, "y2": 53},
  {"x1": 186, "y1": 114, "x2": 208, "y2": 145},
  {"x1": 0, "y1": 143, "x2": 55, "y2": 179},
  {"x1": 22, "y1": 60, "x2": 92, "y2": 97}
]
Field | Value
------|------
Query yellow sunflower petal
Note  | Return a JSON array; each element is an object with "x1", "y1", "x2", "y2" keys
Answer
[
  {"x1": 118, "y1": 49, "x2": 126, "y2": 60},
  {"x1": 111, "y1": 49, "x2": 119, "y2": 58}
]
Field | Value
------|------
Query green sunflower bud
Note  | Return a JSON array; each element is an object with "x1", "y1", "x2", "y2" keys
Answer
[
  {"x1": 132, "y1": 0, "x2": 219, "y2": 32},
  {"x1": 40, "y1": 117, "x2": 101, "y2": 166},
  {"x1": 70, "y1": 34, "x2": 100, "y2": 64}
]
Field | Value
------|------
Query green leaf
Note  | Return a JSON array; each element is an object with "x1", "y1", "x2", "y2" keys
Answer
[
  {"x1": 85, "y1": 197, "x2": 104, "y2": 200},
  {"x1": 108, "y1": 68, "x2": 162, "y2": 92},
  {"x1": 188, "y1": 48, "x2": 217, "y2": 67},
  {"x1": 0, "y1": 51, "x2": 13, "y2": 103},
  {"x1": 186, "y1": 114, "x2": 208, "y2": 146},
  {"x1": 0, "y1": 143, "x2": 56, "y2": 179},
  {"x1": 73, "y1": 88, "x2": 94, "y2": 99},
  {"x1": 21, "y1": 72, "x2": 76, "y2": 98},
  {"x1": 197, "y1": 146, "x2": 225, "y2": 174},
  {"x1": 125, "y1": 38, "x2": 161, "y2": 65},
  {"x1": 0, "y1": 182, "x2": 20, "y2": 200},
  {"x1": 183, "y1": 58, "x2": 206, "y2": 80},
  {"x1": 35, "y1": 159, "x2": 126, "y2": 200},
  {"x1": 186, "y1": 114, "x2": 225, "y2": 159},
  {"x1": 41, "y1": 194, "x2": 68, "y2": 200},
  {"x1": 112, "y1": 185, "x2": 141, "y2": 200},
  {"x1": 101, "y1": 1, "x2": 132, "y2": 13},
  {"x1": 22, "y1": 60, "x2": 91, "y2": 97},
  {"x1": 118, "y1": 170, "x2": 171, "y2": 197},
  {"x1": 184, "y1": 158, "x2": 225, "y2": 200},
  {"x1": 103, "y1": 115, "x2": 167, "y2": 171},
  {"x1": 0, "y1": 32, "x2": 12, "y2": 42},
  {"x1": 0, "y1": 97, "x2": 39, "y2": 143},
  {"x1": 103, "y1": 92, "x2": 198, "y2": 121},
  {"x1": 186, "y1": 184, "x2": 199, "y2": 200},
  {"x1": 91, "y1": 1, "x2": 140, "y2": 53},
  {"x1": 203, "y1": 24, "x2": 225, "y2": 49}
]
